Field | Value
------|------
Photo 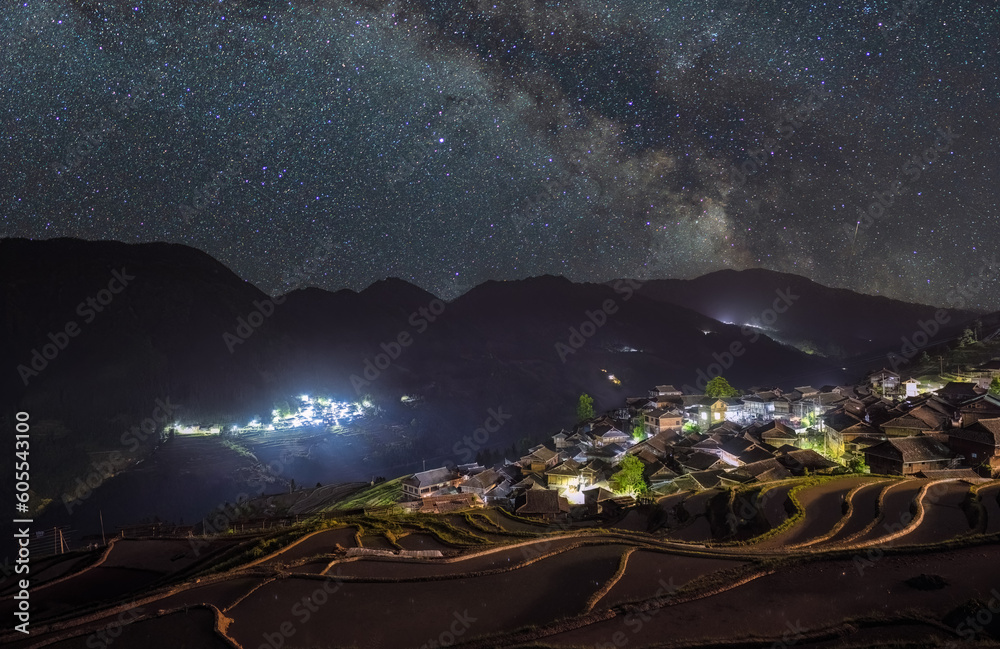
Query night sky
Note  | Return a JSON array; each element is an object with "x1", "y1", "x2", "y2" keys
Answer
[{"x1": 2, "y1": 0, "x2": 998, "y2": 309}]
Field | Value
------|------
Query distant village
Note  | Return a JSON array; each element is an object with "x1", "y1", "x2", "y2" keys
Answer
[{"x1": 399, "y1": 360, "x2": 1000, "y2": 521}]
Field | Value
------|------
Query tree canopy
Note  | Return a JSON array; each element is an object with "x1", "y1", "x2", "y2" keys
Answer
[
  {"x1": 705, "y1": 376, "x2": 739, "y2": 398},
  {"x1": 611, "y1": 455, "x2": 647, "y2": 495},
  {"x1": 577, "y1": 393, "x2": 595, "y2": 422},
  {"x1": 990, "y1": 376, "x2": 1000, "y2": 396}
]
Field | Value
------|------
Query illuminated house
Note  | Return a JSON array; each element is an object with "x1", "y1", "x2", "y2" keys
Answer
[
  {"x1": 401, "y1": 467, "x2": 461, "y2": 501},
  {"x1": 742, "y1": 392, "x2": 779, "y2": 420},
  {"x1": 867, "y1": 368, "x2": 901, "y2": 393},
  {"x1": 653, "y1": 384, "x2": 683, "y2": 397},
  {"x1": 626, "y1": 429, "x2": 680, "y2": 460},
  {"x1": 698, "y1": 398, "x2": 729, "y2": 424},
  {"x1": 590, "y1": 423, "x2": 630, "y2": 447},
  {"x1": 519, "y1": 445, "x2": 560, "y2": 473},
  {"x1": 643, "y1": 407, "x2": 684, "y2": 435},
  {"x1": 545, "y1": 460, "x2": 583, "y2": 489},
  {"x1": 968, "y1": 359, "x2": 1000, "y2": 390}
]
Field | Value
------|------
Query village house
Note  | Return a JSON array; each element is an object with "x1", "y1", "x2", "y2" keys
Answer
[
  {"x1": 643, "y1": 407, "x2": 684, "y2": 435},
  {"x1": 741, "y1": 392, "x2": 780, "y2": 420},
  {"x1": 516, "y1": 488, "x2": 570, "y2": 521},
  {"x1": 545, "y1": 460, "x2": 582, "y2": 490},
  {"x1": 967, "y1": 359, "x2": 1000, "y2": 390},
  {"x1": 935, "y1": 381, "x2": 984, "y2": 404},
  {"x1": 879, "y1": 412, "x2": 941, "y2": 437},
  {"x1": 627, "y1": 429, "x2": 680, "y2": 460},
  {"x1": 958, "y1": 393, "x2": 1000, "y2": 426},
  {"x1": 459, "y1": 468, "x2": 503, "y2": 499},
  {"x1": 863, "y1": 436, "x2": 957, "y2": 476},
  {"x1": 776, "y1": 448, "x2": 840, "y2": 476},
  {"x1": 590, "y1": 423, "x2": 631, "y2": 447},
  {"x1": 520, "y1": 445, "x2": 560, "y2": 473},
  {"x1": 732, "y1": 458, "x2": 792, "y2": 483},
  {"x1": 868, "y1": 368, "x2": 901, "y2": 393},
  {"x1": 699, "y1": 397, "x2": 746, "y2": 424},
  {"x1": 675, "y1": 449, "x2": 729, "y2": 473},
  {"x1": 653, "y1": 384, "x2": 684, "y2": 397},
  {"x1": 946, "y1": 418, "x2": 1000, "y2": 476},
  {"x1": 587, "y1": 441, "x2": 629, "y2": 465},
  {"x1": 581, "y1": 486, "x2": 618, "y2": 516},
  {"x1": 402, "y1": 467, "x2": 462, "y2": 501}
]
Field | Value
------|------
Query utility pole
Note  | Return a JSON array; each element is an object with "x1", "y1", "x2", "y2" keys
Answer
[
  {"x1": 937, "y1": 356, "x2": 944, "y2": 376},
  {"x1": 100, "y1": 510, "x2": 107, "y2": 546}
]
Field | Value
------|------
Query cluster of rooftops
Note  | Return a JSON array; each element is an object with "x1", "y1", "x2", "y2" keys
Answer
[{"x1": 398, "y1": 364, "x2": 1000, "y2": 520}]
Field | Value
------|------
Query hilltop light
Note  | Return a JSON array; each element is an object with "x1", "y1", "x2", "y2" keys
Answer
[{"x1": 300, "y1": 394, "x2": 310, "y2": 402}]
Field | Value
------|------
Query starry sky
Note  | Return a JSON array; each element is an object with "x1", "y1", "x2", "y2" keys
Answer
[{"x1": 2, "y1": 0, "x2": 998, "y2": 309}]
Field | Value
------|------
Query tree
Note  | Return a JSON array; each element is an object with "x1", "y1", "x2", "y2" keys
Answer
[
  {"x1": 632, "y1": 423, "x2": 645, "y2": 441},
  {"x1": 704, "y1": 376, "x2": 739, "y2": 398},
  {"x1": 682, "y1": 421, "x2": 702, "y2": 434},
  {"x1": 577, "y1": 394, "x2": 595, "y2": 422},
  {"x1": 275, "y1": 400, "x2": 292, "y2": 418},
  {"x1": 846, "y1": 455, "x2": 869, "y2": 474},
  {"x1": 611, "y1": 455, "x2": 647, "y2": 495},
  {"x1": 957, "y1": 328, "x2": 976, "y2": 348},
  {"x1": 991, "y1": 377, "x2": 1000, "y2": 396}
]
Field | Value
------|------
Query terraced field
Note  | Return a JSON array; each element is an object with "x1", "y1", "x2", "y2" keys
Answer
[
  {"x1": 4, "y1": 474, "x2": 999, "y2": 649},
  {"x1": 821, "y1": 479, "x2": 895, "y2": 545}
]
